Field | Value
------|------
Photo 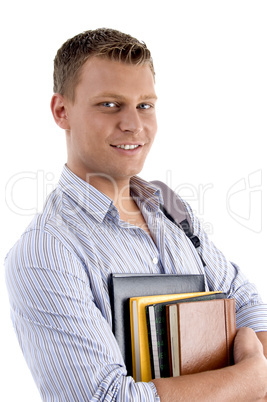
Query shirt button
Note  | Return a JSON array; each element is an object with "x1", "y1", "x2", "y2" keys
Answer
[
  {"x1": 111, "y1": 210, "x2": 117, "y2": 217},
  {"x1": 152, "y1": 257, "x2": 158, "y2": 264}
]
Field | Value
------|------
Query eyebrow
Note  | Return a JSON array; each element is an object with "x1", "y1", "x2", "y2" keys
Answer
[{"x1": 91, "y1": 93, "x2": 158, "y2": 102}]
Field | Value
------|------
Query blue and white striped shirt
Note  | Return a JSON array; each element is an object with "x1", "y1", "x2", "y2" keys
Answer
[{"x1": 5, "y1": 164, "x2": 267, "y2": 401}]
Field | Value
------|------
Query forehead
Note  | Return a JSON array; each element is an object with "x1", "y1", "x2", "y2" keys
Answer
[{"x1": 76, "y1": 57, "x2": 156, "y2": 99}]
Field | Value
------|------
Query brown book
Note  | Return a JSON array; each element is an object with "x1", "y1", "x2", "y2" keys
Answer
[{"x1": 166, "y1": 298, "x2": 236, "y2": 376}]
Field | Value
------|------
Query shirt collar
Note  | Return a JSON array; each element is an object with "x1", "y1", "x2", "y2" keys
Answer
[
  {"x1": 58, "y1": 165, "x2": 163, "y2": 223},
  {"x1": 130, "y1": 176, "x2": 163, "y2": 212},
  {"x1": 58, "y1": 165, "x2": 113, "y2": 223}
]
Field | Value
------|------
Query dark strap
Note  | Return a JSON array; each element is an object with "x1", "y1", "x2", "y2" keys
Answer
[
  {"x1": 151, "y1": 180, "x2": 193, "y2": 232},
  {"x1": 151, "y1": 180, "x2": 206, "y2": 266}
]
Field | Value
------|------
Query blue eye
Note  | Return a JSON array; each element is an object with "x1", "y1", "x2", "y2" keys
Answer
[
  {"x1": 102, "y1": 102, "x2": 117, "y2": 108},
  {"x1": 138, "y1": 103, "x2": 151, "y2": 109}
]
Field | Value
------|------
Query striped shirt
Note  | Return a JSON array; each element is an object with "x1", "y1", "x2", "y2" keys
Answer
[{"x1": 5, "y1": 164, "x2": 267, "y2": 401}]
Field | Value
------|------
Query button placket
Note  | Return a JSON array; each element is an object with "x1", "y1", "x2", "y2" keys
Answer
[{"x1": 152, "y1": 256, "x2": 159, "y2": 265}]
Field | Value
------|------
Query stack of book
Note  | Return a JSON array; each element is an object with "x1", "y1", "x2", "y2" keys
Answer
[{"x1": 110, "y1": 274, "x2": 236, "y2": 383}]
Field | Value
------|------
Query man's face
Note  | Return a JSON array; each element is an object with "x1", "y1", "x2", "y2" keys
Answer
[{"x1": 63, "y1": 57, "x2": 157, "y2": 185}]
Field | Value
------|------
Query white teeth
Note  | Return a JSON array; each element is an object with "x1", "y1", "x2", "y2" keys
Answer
[{"x1": 116, "y1": 144, "x2": 139, "y2": 150}]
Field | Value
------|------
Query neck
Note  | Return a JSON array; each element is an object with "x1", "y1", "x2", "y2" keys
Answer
[
  {"x1": 89, "y1": 175, "x2": 132, "y2": 207},
  {"x1": 67, "y1": 165, "x2": 151, "y2": 235},
  {"x1": 66, "y1": 164, "x2": 140, "y2": 216},
  {"x1": 89, "y1": 174, "x2": 139, "y2": 216},
  {"x1": 68, "y1": 165, "x2": 134, "y2": 208}
]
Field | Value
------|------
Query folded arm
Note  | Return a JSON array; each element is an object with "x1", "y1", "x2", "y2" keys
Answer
[
  {"x1": 257, "y1": 331, "x2": 267, "y2": 358},
  {"x1": 5, "y1": 230, "x2": 159, "y2": 401},
  {"x1": 6, "y1": 222, "x2": 267, "y2": 401},
  {"x1": 152, "y1": 327, "x2": 267, "y2": 402}
]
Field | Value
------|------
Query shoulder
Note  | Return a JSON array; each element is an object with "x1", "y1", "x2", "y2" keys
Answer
[{"x1": 5, "y1": 188, "x2": 89, "y2": 278}]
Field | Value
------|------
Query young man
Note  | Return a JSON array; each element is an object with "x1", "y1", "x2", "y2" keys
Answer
[{"x1": 5, "y1": 28, "x2": 267, "y2": 401}]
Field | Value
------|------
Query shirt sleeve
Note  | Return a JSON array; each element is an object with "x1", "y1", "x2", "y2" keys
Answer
[
  {"x1": 5, "y1": 229, "x2": 160, "y2": 402},
  {"x1": 182, "y1": 198, "x2": 267, "y2": 333}
]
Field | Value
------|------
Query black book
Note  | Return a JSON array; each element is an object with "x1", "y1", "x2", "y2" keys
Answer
[
  {"x1": 146, "y1": 292, "x2": 227, "y2": 379},
  {"x1": 109, "y1": 273, "x2": 205, "y2": 376}
]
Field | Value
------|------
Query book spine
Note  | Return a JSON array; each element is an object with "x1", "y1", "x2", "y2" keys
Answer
[
  {"x1": 147, "y1": 306, "x2": 160, "y2": 378},
  {"x1": 130, "y1": 300, "x2": 141, "y2": 382},
  {"x1": 168, "y1": 304, "x2": 181, "y2": 377},
  {"x1": 154, "y1": 304, "x2": 171, "y2": 378},
  {"x1": 224, "y1": 298, "x2": 236, "y2": 365}
]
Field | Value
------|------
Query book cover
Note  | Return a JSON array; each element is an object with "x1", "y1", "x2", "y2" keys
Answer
[
  {"x1": 146, "y1": 292, "x2": 226, "y2": 379},
  {"x1": 130, "y1": 291, "x2": 217, "y2": 382},
  {"x1": 166, "y1": 298, "x2": 236, "y2": 376},
  {"x1": 109, "y1": 273, "x2": 205, "y2": 376}
]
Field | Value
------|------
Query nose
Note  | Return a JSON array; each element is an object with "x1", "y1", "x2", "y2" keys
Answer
[{"x1": 119, "y1": 106, "x2": 143, "y2": 135}]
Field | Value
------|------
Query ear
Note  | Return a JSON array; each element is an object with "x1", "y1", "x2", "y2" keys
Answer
[{"x1": 50, "y1": 93, "x2": 70, "y2": 130}]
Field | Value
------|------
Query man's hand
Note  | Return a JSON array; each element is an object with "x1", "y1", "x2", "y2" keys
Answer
[
  {"x1": 234, "y1": 327, "x2": 264, "y2": 363},
  {"x1": 233, "y1": 327, "x2": 267, "y2": 401},
  {"x1": 257, "y1": 331, "x2": 267, "y2": 358},
  {"x1": 152, "y1": 327, "x2": 267, "y2": 401}
]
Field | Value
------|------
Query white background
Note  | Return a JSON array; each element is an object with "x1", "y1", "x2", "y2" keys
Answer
[{"x1": 1, "y1": 1, "x2": 266, "y2": 400}]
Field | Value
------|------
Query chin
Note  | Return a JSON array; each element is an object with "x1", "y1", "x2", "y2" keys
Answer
[{"x1": 120, "y1": 168, "x2": 143, "y2": 180}]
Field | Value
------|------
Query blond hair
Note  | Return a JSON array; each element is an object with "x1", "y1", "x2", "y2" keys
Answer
[{"x1": 53, "y1": 28, "x2": 155, "y2": 101}]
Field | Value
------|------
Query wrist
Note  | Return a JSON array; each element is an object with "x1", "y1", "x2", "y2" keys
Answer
[{"x1": 235, "y1": 354, "x2": 267, "y2": 400}]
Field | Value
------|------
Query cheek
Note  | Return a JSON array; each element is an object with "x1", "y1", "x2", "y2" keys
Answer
[
  {"x1": 148, "y1": 117, "x2": 158, "y2": 139},
  {"x1": 148, "y1": 112, "x2": 157, "y2": 129},
  {"x1": 73, "y1": 117, "x2": 101, "y2": 143}
]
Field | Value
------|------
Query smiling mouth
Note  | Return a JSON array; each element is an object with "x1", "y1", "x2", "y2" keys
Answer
[{"x1": 111, "y1": 144, "x2": 141, "y2": 150}]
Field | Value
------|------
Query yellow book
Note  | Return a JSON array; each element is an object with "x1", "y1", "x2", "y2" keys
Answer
[{"x1": 129, "y1": 291, "x2": 221, "y2": 382}]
